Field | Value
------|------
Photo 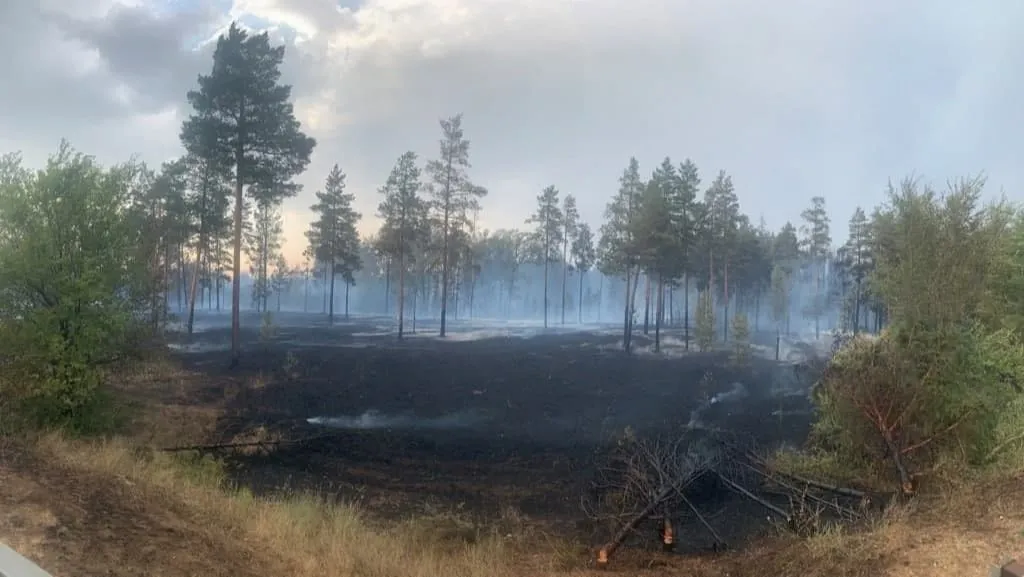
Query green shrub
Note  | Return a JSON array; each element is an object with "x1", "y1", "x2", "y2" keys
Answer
[{"x1": 810, "y1": 323, "x2": 1024, "y2": 486}]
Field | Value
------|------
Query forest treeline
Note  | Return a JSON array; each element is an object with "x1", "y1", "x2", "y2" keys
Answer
[{"x1": 3, "y1": 22, "x2": 1024, "y2": 491}]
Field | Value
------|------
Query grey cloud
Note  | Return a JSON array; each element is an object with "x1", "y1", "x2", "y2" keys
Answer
[
  {"x1": 44, "y1": 3, "x2": 220, "y2": 113},
  {"x1": 4, "y1": 0, "x2": 1024, "y2": 259}
]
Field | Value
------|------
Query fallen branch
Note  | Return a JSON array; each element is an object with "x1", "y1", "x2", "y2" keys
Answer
[
  {"x1": 742, "y1": 462, "x2": 860, "y2": 518},
  {"x1": 747, "y1": 452, "x2": 866, "y2": 499},
  {"x1": 678, "y1": 491, "x2": 726, "y2": 549},
  {"x1": 160, "y1": 432, "x2": 335, "y2": 453},
  {"x1": 596, "y1": 484, "x2": 673, "y2": 566},
  {"x1": 716, "y1": 472, "x2": 791, "y2": 522}
]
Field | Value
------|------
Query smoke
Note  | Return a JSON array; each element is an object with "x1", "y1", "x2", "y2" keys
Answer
[
  {"x1": 686, "y1": 382, "x2": 748, "y2": 429},
  {"x1": 306, "y1": 409, "x2": 489, "y2": 431}
]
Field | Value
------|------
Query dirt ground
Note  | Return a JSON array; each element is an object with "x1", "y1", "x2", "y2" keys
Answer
[
  {"x1": 0, "y1": 439, "x2": 282, "y2": 577},
  {"x1": 3, "y1": 310, "x2": 1022, "y2": 577}
]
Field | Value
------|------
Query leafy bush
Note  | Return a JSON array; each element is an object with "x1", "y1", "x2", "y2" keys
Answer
[
  {"x1": 810, "y1": 323, "x2": 1024, "y2": 488},
  {"x1": 0, "y1": 144, "x2": 157, "y2": 433}
]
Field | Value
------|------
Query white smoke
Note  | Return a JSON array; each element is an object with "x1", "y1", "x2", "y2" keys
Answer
[
  {"x1": 306, "y1": 409, "x2": 487, "y2": 430},
  {"x1": 686, "y1": 382, "x2": 748, "y2": 429}
]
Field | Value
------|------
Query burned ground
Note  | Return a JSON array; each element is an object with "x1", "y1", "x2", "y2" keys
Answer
[{"x1": 166, "y1": 311, "x2": 820, "y2": 553}]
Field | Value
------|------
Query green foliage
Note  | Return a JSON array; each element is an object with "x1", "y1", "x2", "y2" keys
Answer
[
  {"x1": 597, "y1": 158, "x2": 644, "y2": 278},
  {"x1": 812, "y1": 325, "x2": 1024, "y2": 473},
  {"x1": 808, "y1": 177, "x2": 1024, "y2": 487},
  {"x1": 0, "y1": 144, "x2": 155, "y2": 433},
  {"x1": 730, "y1": 312, "x2": 751, "y2": 367},
  {"x1": 307, "y1": 163, "x2": 363, "y2": 316},
  {"x1": 182, "y1": 22, "x2": 315, "y2": 358},
  {"x1": 247, "y1": 198, "x2": 284, "y2": 311},
  {"x1": 695, "y1": 291, "x2": 715, "y2": 351}
]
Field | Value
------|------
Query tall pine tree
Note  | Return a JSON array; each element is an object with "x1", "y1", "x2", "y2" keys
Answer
[{"x1": 181, "y1": 22, "x2": 315, "y2": 367}]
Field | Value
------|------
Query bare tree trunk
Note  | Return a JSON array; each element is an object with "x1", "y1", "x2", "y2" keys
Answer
[
  {"x1": 186, "y1": 241, "x2": 204, "y2": 335},
  {"x1": 578, "y1": 269, "x2": 585, "y2": 324},
  {"x1": 328, "y1": 262, "x2": 336, "y2": 324},
  {"x1": 621, "y1": 271, "x2": 631, "y2": 350},
  {"x1": 229, "y1": 175, "x2": 243, "y2": 368},
  {"x1": 643, "y1": 274, "x2": 650, "y2": 334},
  {"x1": 384, "y1": 258, "x2": 391, "y2": 315},
  {"x1": 398, "y1": 246, "x2": 406, "y2": 338},
  {"x1": 723, "y1": 260, "x2": 730, "y2": 342},
  {"x1": 654, "y1": 275, "x2": 664, "y2": 352},
  {"x1": 439, "y1": 204, "x2": 450, "y2": 337},
  {"x1": 561, "y1": 239, "x2": 569, "y2": 325},
  {"x1": 684, "y1": 274, "x2": 691, "y2": 350}
]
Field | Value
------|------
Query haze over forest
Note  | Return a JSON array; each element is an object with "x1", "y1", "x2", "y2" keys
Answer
[{"x1": 3, "y1": 0, "x2": 1023, "y2": 268}]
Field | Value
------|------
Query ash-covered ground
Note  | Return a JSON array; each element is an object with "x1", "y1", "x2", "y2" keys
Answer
[{"x1": 167, "y1": 310, "x2": 830, "y2": 551}]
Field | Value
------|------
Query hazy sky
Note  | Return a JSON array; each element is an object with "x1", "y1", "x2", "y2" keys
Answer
[{"x1": 1, "y1": 0, "x2": 1022, "y2": 265}]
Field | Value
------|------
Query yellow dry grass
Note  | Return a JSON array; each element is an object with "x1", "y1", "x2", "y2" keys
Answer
[{"x1": 35, "y1": 433, "x2": 585, "y2": 577}]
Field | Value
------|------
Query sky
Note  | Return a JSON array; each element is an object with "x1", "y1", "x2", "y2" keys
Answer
[{"x1": 1, "y1": 0, "x2": 1023, "y2": 266}]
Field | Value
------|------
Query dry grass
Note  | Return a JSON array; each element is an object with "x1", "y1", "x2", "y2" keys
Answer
[
  {"x1": 35, "y1": 433, "x2": 584, "y2": 577},
  {"x1": 6, "y1": 355, "x2": 1024, "y2": 577}
]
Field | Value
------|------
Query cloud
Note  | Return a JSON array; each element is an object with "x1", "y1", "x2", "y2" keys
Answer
[{"x1": 1, "y1": 0, "x2": 1023, "y2": 265}]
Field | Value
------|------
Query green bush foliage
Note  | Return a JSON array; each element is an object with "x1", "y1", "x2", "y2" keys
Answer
[{"x1": 0, "y1": 144, "x2": 159, "y2": 433}]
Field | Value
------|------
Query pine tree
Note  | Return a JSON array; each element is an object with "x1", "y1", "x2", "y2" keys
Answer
[
  {"x1": 571, "y1": 223, "x2": 596, "y2": 324},
  {"x1": 598, "y1": 158, "x2": 644, "y2": 352},
  {"x1": 378, "y1": 151, "x2": 426, "y2": 338},
  {"x1": 800, "y1": 196, "x2": 831, "y2": 337},
  {"x1": 560, "y1": 194, "x2": 579, "y2": 325},
  {"x1": 245, "y1": 198, "x2": 282, "y2": 313},
  {"x1": 635, "y1": 178, "x2": 675, "y2": 352},
  {"x1": 730, "y1": 312, "x2": 751, "y2": 367},
  {"x1": 425, "y1": 114, "x2": 484, "y2": 337},
  {"x1": 527, "y1": 185, "x2": 563, "y2": 328},
  {"x1": 843, "y1": 207, "x2": 871, "y2": 333},
  {"x1": 307, "y1": 164, "x2": 361, "y2": 323},
  {"x1": 181, "y1": 22, "x2": 315, "y2": 367},
  {"x1": 703, "y1": 171, "x2": 741, "y2": 341},
  {"x1": 674, "y1": 159, "x2": 701, "y2": 347}
]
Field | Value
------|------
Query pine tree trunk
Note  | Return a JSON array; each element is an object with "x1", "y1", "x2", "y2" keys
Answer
[
  {"x1": 628, "y1": 267, "x2": 642, "y2": 351},
  {"x1": 230, "y1": 175, "x2": 243, "y2": 368},
  {"x1": 345, "y1": 280, "x2": 350, "y2": 319},
  {"x1": 654, "y1": 275, "x2": 664, "y2": 352},
  {"x1": 684, "y1": 274, "x2": 690, "y2": 350},
  {"x1": 561, "y1": 239, "x2": 569, "y2": 325},
  {"x1": 186, "y1": 241, "x2": 204, "y2": 335},
  {"x1": 385, "y1": 259, "x2": 391, "y2": 315},
  {"x1": 622, "y1": 271, "x2": 631, "y2": 350},
  {"x1": 398, "y1": 246, "x2": 406, "y2": 339},
  {"x1": 578, "y1": 270, "x2": 585, "y2": 324},
  {"x1": 543, "y1": 235, "x2": 550, "y2": 328},
  {"x1": 723, "y1": 260, "x2": 730, "y2": 342},
  {"x1": 439, "y1": 205, "x2": 450, "y2": 337},
  {"x1": 643, "y1": 274, "x2": 650, "y2": 335},
  {"x1": 328, "y1": 262, "x2": 336, "y2": 324}
]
